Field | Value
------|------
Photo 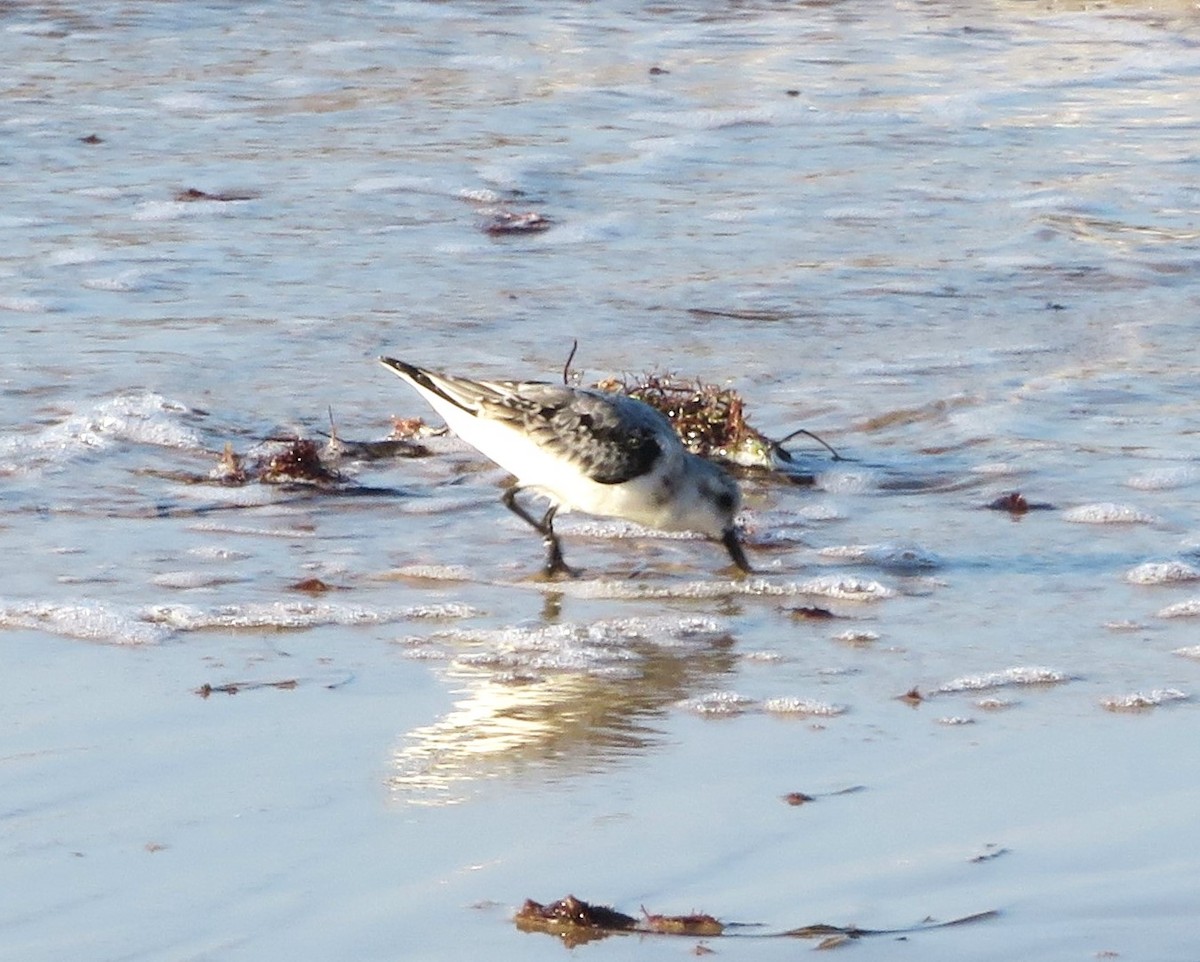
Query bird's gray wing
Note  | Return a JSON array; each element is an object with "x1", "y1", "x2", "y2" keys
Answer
[
  {"x1": 381, "y1": 360, "x2": 669, "y2": 484},
  {"x1": 480, "y1": 382, "x2": 667, "y2": 485}
]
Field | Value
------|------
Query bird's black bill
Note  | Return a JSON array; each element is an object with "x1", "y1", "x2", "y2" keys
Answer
[{"x1": 721, "y1": 528, "x2": 753, "y2": 573}]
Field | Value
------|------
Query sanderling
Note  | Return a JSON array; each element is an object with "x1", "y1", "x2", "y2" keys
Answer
[{"x1": 379, "y1": 357, "x2": 751, "y2": 576}]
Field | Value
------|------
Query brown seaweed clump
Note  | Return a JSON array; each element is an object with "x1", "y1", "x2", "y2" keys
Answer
[
  {"x1": 212, "y1": 442, "x2": 248, "y2": 485},
  {"x1": 196, "y1": 678, "x2": 298, "y2": 698},
  {"x1": 516, "y1": 895, "x2": 637, "y2": 931},
  {"x1": 259, "y1": 438, "x2": 340, "y2": 485},
  {"x1": 516, "y1": 894, "x2": 998, "y2": 946},
  {"x1": 515, "y1": 896, "x2": 637, "y2": 946},
  {"x1": 988, "y1": 491, "x2": 1029, "y2": 514},
  {"x1": 641, "y1": 908, "x2": 725, "y2": 937},
  {"x1": 207, "y1": 424, "x2": 430, "y2": 488},
  {"x1": 514, "y1": 896, "x2": 726, "y2": 945},
  {"x1": 174, "y1": 187, "x2": 260, "y2": 202},
  {"x1": 788, "y1": 605, "x2": 836, "y2": 620},
  {"x1": 595, "y1": 372, "x2": 776, "y2": 468},
  {"x1": 289, "y1": 577, "x2": 341, "y2": 594},
  {"x1": 208, "y1": 438, "x2": 340, "y2": 486},
  {"x1": 986, "y1": 491, "x2": 1055, "y2": 514},
  {"x1": 390, "y1": 416, "x2": 437, "y2": 440}
]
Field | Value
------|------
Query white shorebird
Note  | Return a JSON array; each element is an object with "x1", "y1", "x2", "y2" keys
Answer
[{"x1": 379, "y1": 357, "x2": 751, "y2": 576}]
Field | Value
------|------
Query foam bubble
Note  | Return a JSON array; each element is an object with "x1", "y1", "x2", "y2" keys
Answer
[
  {"x1": 630, "y1": 106, "x2": 778, "y2": 130},
  {"x1": 157, "y1": 92, "x2": 229, "y2": 112},
  {"x1": 1156, "y1": 599, "x2": 1200, "y2": 619},
  {"x1": 82, "y1": 271, "x2": 147, "y2": 293},
  {"x1": 797, "y1": 503, "x2": 845, "y2": 522},
  {"x1": 458, "y1": 187, "x2": 504, "y2": 204},
  {"x1": 46, "y1": 246, "x2": 104, "y2": 266},
  {"x1": 142, "y1": 601, "x2": 476, "y2": 631},
  {"x1": 1126, "y1": 561, "x2": 1200, "y2": 585},
  {"x1": 0, "y1": 296, "x2": 50, "y2": 313},
  {"x1": 536, "y1": 575, "x2": 894, "y2": 603},
  {"x1": 558, "y1": 518, "x2": 705, "y2": 541},
  {"x1": 151, "y1": 571, "x2": 244, "y2": 589},
  {"x1": 406, "y1": 603, "x2": 479, "y2": 620},
  {"x1": 0, "y1": 600, "x2": 170, "y2": 646},
  {"x1": 741, "y1": 649, "x2": 784, "y2": 662},
  {"x1": 382, "y1": 564, "x2": 473, "y2": 581},
  {"x1": 132, "y1": 196, "x2": 249, "y2": 221},
  {"x1": 832, "y1": 629, "x2": 880, "y2": 644},
  {"x1": 819, "y1": 542, "x2": 941, "y2": 570},
  {"x1": 186, "y1": 546, "x2": 252, "y2": 561},
  {"x1": 419, "y1": 615, "x2": 727, "y2": 675},
  {"x1": 188, "y1": 521, "x2": 318, "y2": 539},
  {"x1": 676, "y1": 690, "x2": 756, "y2": 716},
  {"x1": 939, "y1": 666, "x2": 1072, "y2": 692},
  {"x1": 1062, "y1": 503, "x2": 1157, "y2": 524},
  {"x1": 971, "y1": 462, "x2": 1018, "y2": 476},
  {"x1": 131, "y1": 201, "x2": 193, "y2": 222},
  {"x1": 800, "y1": 575, "x2": 896, "y2": 601},
  {"x1": 762, "y1": 697, "x2": 846, "y2": 717},
  {"x1": 1101, "y1": 688, "x2": 1189, "y2": 712},
  {"x1": 1125, "y1": 466, "x2": 1200, "y2": 491}
]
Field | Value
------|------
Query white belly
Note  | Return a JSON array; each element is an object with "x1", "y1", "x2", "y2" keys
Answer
[{"x1": 428, "y1": 394, "x2": 680, "y2": 529}]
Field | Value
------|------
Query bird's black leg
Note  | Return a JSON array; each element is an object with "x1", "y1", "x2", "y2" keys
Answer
[
  {"x1": 721, "y1": 527, "x2": 754, "y2": 574},
  {"x1": 501, "y1": 488, "x2": 578, "y2": 577},
  {"x1": 537, "y1": 505, "x2": 577, "y2": 578}
]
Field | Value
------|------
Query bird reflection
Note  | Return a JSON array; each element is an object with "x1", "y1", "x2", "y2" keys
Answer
[{"x1": 389, "y1": 628, "x2": 736, "y2": 805}]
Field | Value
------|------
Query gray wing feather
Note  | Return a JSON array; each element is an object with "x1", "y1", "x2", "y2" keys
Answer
[
  {"x1": 513, "y1": 385, "x2": 666, "y2": 484},
  {"x1": 382, "y1": 359, "x2": 672, "y2": 484},
  {"x1": 456, "y1": 378, "x2": 667, "y2": 484}
]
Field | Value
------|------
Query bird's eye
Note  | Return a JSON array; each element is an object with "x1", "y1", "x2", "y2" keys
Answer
[{"x1": 715, "y1": 491, "x2": 735, "y2": 512}]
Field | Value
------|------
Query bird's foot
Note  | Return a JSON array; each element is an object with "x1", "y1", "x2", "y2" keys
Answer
[
  {"x1": 542, "y1": 537, "x2": 580, "y2": 579},
  {"x1": 721, "y1": 528, "x2": 755, "y2": 575}
]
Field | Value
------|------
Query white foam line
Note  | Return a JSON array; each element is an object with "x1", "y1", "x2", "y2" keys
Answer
[{"x1": 520, "y1": 574, "x2": 895, "y2": 602}]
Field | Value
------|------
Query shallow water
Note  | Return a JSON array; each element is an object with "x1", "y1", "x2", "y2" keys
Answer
[{"x1": 3, "y1": 1, "x2": 1199, "y2": 959}]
